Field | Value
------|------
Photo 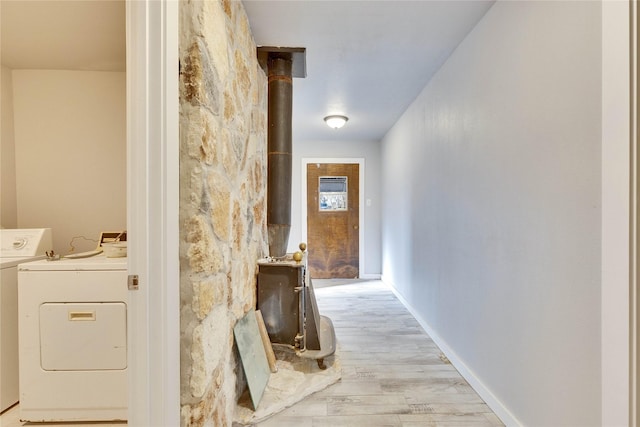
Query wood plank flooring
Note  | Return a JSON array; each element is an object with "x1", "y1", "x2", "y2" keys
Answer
[
  {"x1": 1, "y1": 279, "x2": 504, "y2": 427},
  {"x1": 255, "y1": 280, "x2": 504, "y2": 427}
]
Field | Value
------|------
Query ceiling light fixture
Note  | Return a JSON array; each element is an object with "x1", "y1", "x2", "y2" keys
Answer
[{"x1": 324, "y1": 115, "x2": 348, "y2": 129}]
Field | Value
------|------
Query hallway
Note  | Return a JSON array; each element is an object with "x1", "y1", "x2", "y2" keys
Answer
[{"x1": 257, "y1": 280, "x2": 504, "y2": 427}]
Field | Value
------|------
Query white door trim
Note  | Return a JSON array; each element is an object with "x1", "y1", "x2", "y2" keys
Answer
[
  {"x1": 127, "y1": 1, "x2": 180, "y2": 425},
  {"x1": 601, "y1": 1, "x2": 632, "y2": 425},
  {"x1": 632, "y1": 1, "x2": 639, "y2": 423},
  {"x1": 301, "y1": 157, "x2": 365, "y2": 277}
]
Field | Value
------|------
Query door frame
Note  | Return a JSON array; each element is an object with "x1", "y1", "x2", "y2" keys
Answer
[
  {"x1": 633, "y1": 0, "x2": 639, "y2": 423},
  {"x1": 601, "y1": 0, "x2": 634, "y2": 425},
  {"x1": 301, "y1": 158, "x2": 365, "y2": 278},
  {"x1": 127, "y1": 1, "x2": 180, "y2": 425}
]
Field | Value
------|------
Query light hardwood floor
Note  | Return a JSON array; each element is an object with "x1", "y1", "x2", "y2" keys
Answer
[
  {"x1": 1, "y1": 280, "x2": 503, "y2": 427},
  {"x1": 255, "y1": 280, "x2": 504, "y2": 427}
]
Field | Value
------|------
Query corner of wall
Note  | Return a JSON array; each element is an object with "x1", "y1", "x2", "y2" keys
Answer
[
  {"x1": 1, "y1": 65, "x2": 18, "y2": 228},
  {"x1": 380, "y1": 275, "x2": 521, "y2": 426}
]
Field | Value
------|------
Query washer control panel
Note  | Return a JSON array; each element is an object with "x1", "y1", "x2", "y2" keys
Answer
[{"x1": 0, "y1": 228, "x2": 52, "y2": 257}]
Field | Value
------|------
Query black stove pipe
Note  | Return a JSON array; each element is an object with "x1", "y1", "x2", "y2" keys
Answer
[{"x1": 266, "y1": 54, "x2": 293, "y2": 257}]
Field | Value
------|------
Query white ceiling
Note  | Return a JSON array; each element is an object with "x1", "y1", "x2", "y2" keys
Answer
[
  {"x1": 243, "y1": 0, "x2": 494, "y2": 141},
  {"x1": 0, "y1": 0, "x2": 494, "y2": 141}
]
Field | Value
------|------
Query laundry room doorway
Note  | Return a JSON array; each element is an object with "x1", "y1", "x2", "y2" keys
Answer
[{"x1": 126, "y1": 1, "x2": 180, "y2": 425}]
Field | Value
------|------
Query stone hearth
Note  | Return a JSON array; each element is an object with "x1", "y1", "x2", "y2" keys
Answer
[{"x1": 233, "y1": 346, "x2": 341, "y2": 426}]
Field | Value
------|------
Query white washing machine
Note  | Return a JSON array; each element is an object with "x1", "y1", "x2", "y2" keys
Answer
[
  {"x1": 18, "y1": 253, "x2": 128, "y2": 422},
  {"x1": 0, "y1": 228, "x2": 52, "y2": 413}
]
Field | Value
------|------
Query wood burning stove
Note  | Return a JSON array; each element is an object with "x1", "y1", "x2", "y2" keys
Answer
[
  {"x1": 256, "y1": 47, "x2": 336, "y2": 370},
  {"x1": 257, "y1": 250, "x2": 336, "y2": 369}
]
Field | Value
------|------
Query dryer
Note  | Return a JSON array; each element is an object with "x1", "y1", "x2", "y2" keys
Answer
[
  {"x1": 0, "y1": 228, "x2": 52, "y2": 413},
  {"x1": 18, "y1": 254, "x2": 127, "y2": 422}
]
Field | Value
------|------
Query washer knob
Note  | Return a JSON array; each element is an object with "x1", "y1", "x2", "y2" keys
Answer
[{"x1": 13, "y1": 238, "x2": 27, "y2": 249}]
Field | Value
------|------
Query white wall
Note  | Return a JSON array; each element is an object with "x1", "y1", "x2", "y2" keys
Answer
[
  {"x1": 12, "y1": 70, "x2": 126, "y2": 253},
  {"x1": 291, "y1": 139, "x2": 381, "y2": 276},
  {"x1": 1, "y1": 66, "x2": 18, "y2": 228},
  {"x1": 381, "y1": 2, "x2": 601, "y2": 425}
]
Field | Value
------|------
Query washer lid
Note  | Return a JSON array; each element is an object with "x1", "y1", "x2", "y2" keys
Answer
[{"x1": 18, "y1": 254, "x2": 127, "y2": 271}]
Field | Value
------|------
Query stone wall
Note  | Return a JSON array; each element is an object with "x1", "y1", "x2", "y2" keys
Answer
[{"x1": 178, "y1": 1, "x2": 268, "y2": 425}]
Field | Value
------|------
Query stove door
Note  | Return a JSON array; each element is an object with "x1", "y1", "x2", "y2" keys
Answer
[{"x1": 257, "y1": 264, "x2": 302, "y2": 346}]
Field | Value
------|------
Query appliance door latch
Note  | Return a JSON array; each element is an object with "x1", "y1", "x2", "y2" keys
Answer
[{"x1": 128, "y1": 274, "x2": 139, "y2": 291}]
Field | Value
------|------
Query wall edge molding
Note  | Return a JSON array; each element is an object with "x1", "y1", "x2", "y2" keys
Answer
[{"x1": 380, "y1": 275, "x2": 522, "y2": 427}]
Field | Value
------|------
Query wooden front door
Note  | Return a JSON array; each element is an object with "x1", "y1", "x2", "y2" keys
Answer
[{"x1": 306, "y1": 163, "x2": 359, "y2": 278}]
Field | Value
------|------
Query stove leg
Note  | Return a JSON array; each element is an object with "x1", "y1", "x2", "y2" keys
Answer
[{"x1": 317, "y1": 358, "x2": 326, "y2": 370}]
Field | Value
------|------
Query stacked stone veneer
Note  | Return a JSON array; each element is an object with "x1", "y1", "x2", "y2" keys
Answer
[{"x1": 179, "y1": 1, "x2": 268, "y2": 426}]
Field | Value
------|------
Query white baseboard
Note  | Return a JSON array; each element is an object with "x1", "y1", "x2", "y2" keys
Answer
[
  {"x1": 359, "y1": 273, "x2": 381, "y2": 280},
  {"x1": 380, "y1": 276, "x2": 521, "y2": 427}
]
